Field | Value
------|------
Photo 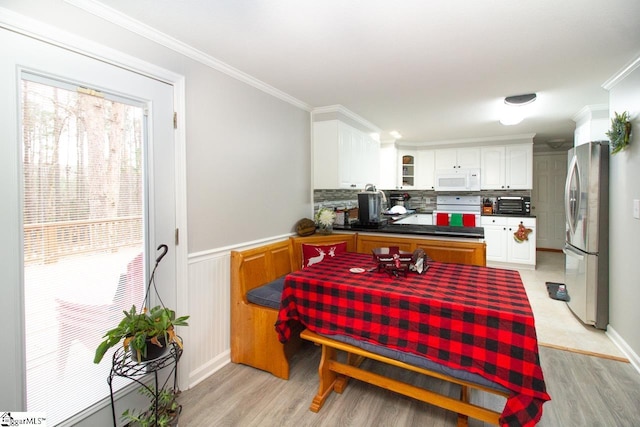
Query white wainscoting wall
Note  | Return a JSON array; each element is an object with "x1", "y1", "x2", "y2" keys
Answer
[{"x1": 185, "y1": 233, "x2": 294, "y2": 388}]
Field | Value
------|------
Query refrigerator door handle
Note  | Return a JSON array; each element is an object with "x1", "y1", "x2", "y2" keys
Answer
[
  {"x1": 565, "y1": 154, "x2": 579, "y2": 236},
  {"x1": 563, "y1": 244, "x2": 585, "y2": 261}
]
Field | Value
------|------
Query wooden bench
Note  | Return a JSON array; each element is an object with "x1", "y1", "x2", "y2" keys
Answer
[
  {"x1": 301, "y1": 329, "x2": 508, "y2": 427},
  {"x1": 230, "y1": 233, "x2": 358, "y2": 379}
]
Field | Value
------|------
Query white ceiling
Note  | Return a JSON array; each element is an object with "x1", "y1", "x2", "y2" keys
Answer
[{"x1": 89, "y1": 0, "x2": 640, "y2": 147}]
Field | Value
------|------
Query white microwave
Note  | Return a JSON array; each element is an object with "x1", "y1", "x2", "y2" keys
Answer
[{"x1": 435, "y1": 168, "x2": 481, "y2": 192}]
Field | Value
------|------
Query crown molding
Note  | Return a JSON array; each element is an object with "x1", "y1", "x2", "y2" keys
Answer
[
  {"x1": 572, "y1": 104, "x2": 609, "y2": 123},
  {"x1": 602, "y1": 53, "x2": 640, "y2": 91},
  {"x1": 0, "y1": 7, "x2": 182, "y2": 85},
  {"x1": 311, "y1": 104, "x2": 381, "y2": 133},
  {"x1": 397, "y1": 133, "x2": 536, "y2": 148},
  {"x1": 64, "y1": 0, "x2": 312, "y2": 111}
]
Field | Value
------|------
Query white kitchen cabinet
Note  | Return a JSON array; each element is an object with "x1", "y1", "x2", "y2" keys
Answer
[
  {"x1": 396, "y1": 148, "x2": 436, "y2": 189},
  {"x1": 435, "y1": 147, "x2": 481, "y2": 170},
  {"x1": 378, "y1": 142, "x2": 397, "y2": 189},
  {"x1": 415, "y1": 149, "x2": 436, "y2": 190},
  {"x1": 480, "y1": 146, "x2": 505, "y2": 189},
  {"x1": 480, "y1": 143, "x2": 532, "y2": 190},
  {"x1": 482, "y1": 216, "x2": 508, "y2": 261},
  {"x1": 398, "y1": 151, "x2": 415, "y2": 188},
  {"x1": 481, "y1": 216, "x2": 536, "y2": 268},
  {"x1": 505, "y1": 144, "x2": 533, "y2": 189},
  {"x1": 313, "y1": 120, "x2": 379, "y2": 189}
]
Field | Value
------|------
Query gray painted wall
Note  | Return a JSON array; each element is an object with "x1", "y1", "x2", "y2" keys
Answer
[
  {"x1": 2, "y1": 0, "x2": 312, "y2": 253},
  {"x1": 608, "y1": 66, "x2": 640, "y2": 357},
  {"x1": 0, "y1": 1, "x2": 311, "y2": 423}
]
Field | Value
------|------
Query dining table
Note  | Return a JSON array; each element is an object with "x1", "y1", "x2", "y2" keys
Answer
[{"x1": 275, "y1": 251, "x2": 550, "y2": 427}]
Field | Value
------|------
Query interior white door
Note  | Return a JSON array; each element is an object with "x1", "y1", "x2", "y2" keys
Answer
[
  {"x1": 532, "y1": 153, "x2": 568, "y2": 250},
  {"x1": 0, "y1": 28, "x2": 175, "y2": 424}
]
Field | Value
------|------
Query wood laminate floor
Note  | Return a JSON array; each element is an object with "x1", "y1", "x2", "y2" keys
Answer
[
  {"x1": 178, "y1": 341, "x2": 640, "y2": 427},
  {"x1": 179, "y1": 252, "x2": 640, "y2": 426}
]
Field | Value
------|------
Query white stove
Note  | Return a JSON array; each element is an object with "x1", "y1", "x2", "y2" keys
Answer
[
  {"x1": 434, "y1": 195, "x2": 482, "y2": 226},
  {"x1": 435, "y1": 195, "x2": 481, "y2": 213}
]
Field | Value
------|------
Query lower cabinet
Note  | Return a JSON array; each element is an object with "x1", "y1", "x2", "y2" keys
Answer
[{"x1": 481, "y1": 216, "x2": 536, "y2": 268}]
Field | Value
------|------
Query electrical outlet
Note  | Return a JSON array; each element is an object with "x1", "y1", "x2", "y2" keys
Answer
[{"x1": 634, "y1": 199, "x2": 640, "y2": 220}]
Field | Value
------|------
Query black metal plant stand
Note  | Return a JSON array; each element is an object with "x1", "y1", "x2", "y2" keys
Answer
[
  {"x1": 107, "y1": 342, "x2": 182, "y2": 426},
  {"x1": 106, "y1": 244, "x2": 184, "y2": 426}
]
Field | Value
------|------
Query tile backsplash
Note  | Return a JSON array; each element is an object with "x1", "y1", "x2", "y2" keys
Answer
[{"x1": 314, "y1": 189, "x2": 532, "y2": 214}]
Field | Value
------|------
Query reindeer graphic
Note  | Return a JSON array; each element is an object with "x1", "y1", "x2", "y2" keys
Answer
[
  {"x1": 306, "y1": 247, "x2": 326, "y2": 267},
  {"x1": 306, "y1": 246, "x2": 339, "y2": 267}
]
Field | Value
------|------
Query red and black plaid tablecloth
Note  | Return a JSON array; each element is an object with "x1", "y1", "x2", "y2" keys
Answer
[{"x1": 275, "y1": 252, "x2": 550, "y2": 427}]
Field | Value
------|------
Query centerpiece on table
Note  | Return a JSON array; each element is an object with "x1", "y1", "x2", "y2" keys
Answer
[{"x1": 315, "y1": 207, "x2": 336, "y2": 234}]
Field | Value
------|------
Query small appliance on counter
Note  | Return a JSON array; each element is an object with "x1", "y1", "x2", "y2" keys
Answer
[
  {"x1": 389, "y1": 192, "x2": 411, "y2": 208},
  {"x1": 482, "y1": 198, "x2": 494, "y2": 214},
  {"x1": 357, "y1": 191, "x2": 388, "y2": 228},
  {"x1": 495, "y1": 196, "x2": 531, "y2": 215}
]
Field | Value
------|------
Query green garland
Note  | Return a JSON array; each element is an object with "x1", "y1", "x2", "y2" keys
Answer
[{"x1": 606, "y1": 111, "x2": 632, "y2": 154}]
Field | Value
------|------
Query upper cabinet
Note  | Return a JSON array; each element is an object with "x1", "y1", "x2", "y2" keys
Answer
[
  {"x1": 415, "y1": 149, "x2": 436, "y2": 190},
  {"x1": 378, "y1": 141, "x2": 397, "y2": 190},
  {"x1": 481, "y1": 143, "x2": 533, "y2": 189},
  {"x1": 394, "y1": 149, "x2": 436, "y2": 190},
  {"x1": 435, "y1": 147, "x2": 481, "y2": 170},
  {"x1": 399, "y1": 152, "x2": 415, "y2": 187},
  {"x1": 313, "y1": 120, "x2": 380, "y2": 189}
]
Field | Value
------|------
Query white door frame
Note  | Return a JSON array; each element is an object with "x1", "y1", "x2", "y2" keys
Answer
[{"x1": 0, "y1": 7, "x2": 189, "y2": 412}]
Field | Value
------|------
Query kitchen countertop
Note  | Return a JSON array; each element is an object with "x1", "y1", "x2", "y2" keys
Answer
[
  {"x1": 331, "y1": 211, "x2": 533, "y2": 239},
  {"x1": 333, "y1": 222, "x2": 484, "y2": 239},
  {"x1": 481, "y1": 213, "x2": 536, "y2": 218}
]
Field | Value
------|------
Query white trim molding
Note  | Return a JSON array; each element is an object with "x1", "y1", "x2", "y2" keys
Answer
[
  {"x1": 397, "y1": 133, "x2": 536, "y2": 149},
  {"x1": 64, "y1": 0, "x2": 313, "y2": 112},
  {"x1": 602, "y1": 53, "x2": 640, "y2": 91},
  {"x1": 607, "y1": 326, "x2": 640, "y2": 375},
  {"x1": 312, "y1": 104, "x2": 382, "y2": 134}
]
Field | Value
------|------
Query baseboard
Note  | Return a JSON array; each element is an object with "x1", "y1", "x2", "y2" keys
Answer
[
  {"x1": 538, "y1": 342, "x2": 629, "y2": 363},
  {"x1": 606, "y1": 326, "x2": 640, "y2": 374},
  {"x1": 189, "y1": 350, "x2": 231, "y2": 389}
]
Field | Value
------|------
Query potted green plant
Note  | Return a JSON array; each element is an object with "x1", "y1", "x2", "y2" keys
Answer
[
  {"x1": 122, "y1": 386, "x2": 182, "y2": 427},
  {"x1": 93, "y1": 304, "x2": 189, "y2": 364}
]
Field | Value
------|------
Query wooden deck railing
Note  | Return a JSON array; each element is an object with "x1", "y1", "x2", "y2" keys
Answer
[{"x1": 24, "y1": 216, "x2": 143, "y2": 264}]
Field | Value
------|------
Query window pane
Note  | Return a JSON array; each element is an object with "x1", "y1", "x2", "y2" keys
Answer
[{"x1": 22, "y1": 76, "x2": 146, "y2": 425}]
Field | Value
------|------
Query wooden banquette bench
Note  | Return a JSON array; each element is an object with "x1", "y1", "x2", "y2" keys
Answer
[
  {"x1": 230, "y1": 232, "x2": 486, "y2": 380},
  {"x1": 230, "y1": 233, "x2": 358, "y2": 379}
]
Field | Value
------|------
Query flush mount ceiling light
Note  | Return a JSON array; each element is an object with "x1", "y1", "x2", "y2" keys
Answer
[
  {"x1": 504, "y1": 93, "x2": 537, "y2": 106},
  {"x1": 389, "y1": 130, "x2": 402, "y2": 139},
  {"x1": 500, "y1": 93, "x2": 537, "y2": 126}
]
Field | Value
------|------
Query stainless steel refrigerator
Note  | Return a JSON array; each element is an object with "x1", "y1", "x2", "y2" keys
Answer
[{"x1": 563, "y1": 141, "x2": 609, "y2": 329}]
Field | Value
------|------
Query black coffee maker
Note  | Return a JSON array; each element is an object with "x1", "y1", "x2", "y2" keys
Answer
[{"x1": 357, "y1": 191, "x2": 387, "y2": 228}]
